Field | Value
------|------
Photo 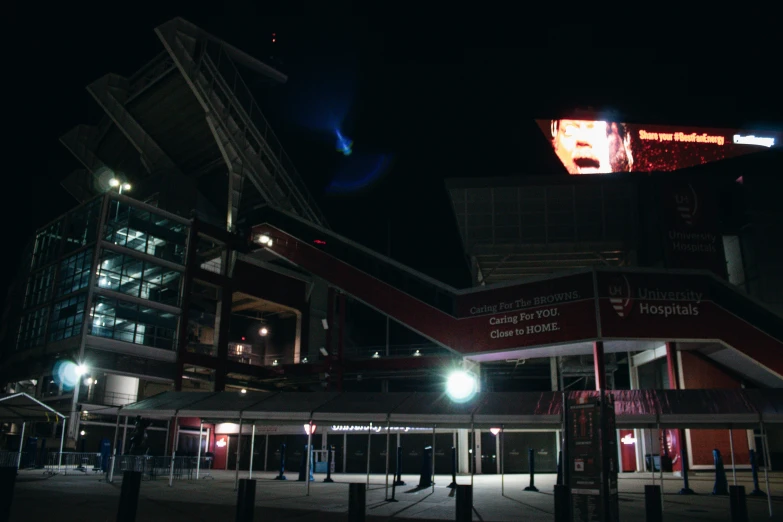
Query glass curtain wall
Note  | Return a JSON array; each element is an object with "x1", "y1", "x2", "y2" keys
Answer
[{"x1": 15, "y1": 194, "x2": 189, "y2": 354}]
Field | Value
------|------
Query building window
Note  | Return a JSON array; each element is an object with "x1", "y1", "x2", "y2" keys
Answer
[
  {"x1": 90, "y1": 295, "x2": 178, "y2": 350},
  {"x1": 48, "y1": 294, "x2": 87, "y2": 342},
  {"x1": 97, "y1": 250, "x2": 182, "y2": 307},
  {"x1": 63, "y1": 198, "x2": 102, "y2": 254},
  {"x1": 32, "y1": 220, "x2": 63, "y2": 270},
  {"x1": 56, "y1": 248, "x2": 93, "y2": 297},
  {"x1": 24, "y1": 265, "x2": 55, "y2": 308},
  {"x1": 104, "y1": 200, "x2": 187, "y2": 265},
  {"x1": 17, "y1": 307, "x2": 48, "y2": 351}
]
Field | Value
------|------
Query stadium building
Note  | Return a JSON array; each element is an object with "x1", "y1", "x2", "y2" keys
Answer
[{"x1": 2, "y1": 18, "x2": 783, "y2": 477}]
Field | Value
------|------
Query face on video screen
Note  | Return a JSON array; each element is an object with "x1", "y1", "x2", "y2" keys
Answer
[{"x1": 539, "y1": 118, "x2": 779, "y2": 174}]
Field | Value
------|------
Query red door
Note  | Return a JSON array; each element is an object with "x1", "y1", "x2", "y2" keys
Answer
[{"x1": 619, "y1": 430, "x2": 637, "y2": 472}]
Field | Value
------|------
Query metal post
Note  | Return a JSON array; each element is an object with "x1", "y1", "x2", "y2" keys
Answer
[
  {"x1": 264, "y1": 434, "x2": 269, "y2": 472},
  {"x1": 366, "y1": 422, "x2": 372, "y2": 490},
  {"x1": 168, "y1": 415, "x2": 179, "y2": 487},
  {"x1": 248, "y1": 424, "x2": 255, "y2": 480},
  {"x1": 234, "y1": 415, "x2": 243, "y2": 491},
  {"x1": 729, "y1": 428, "x2": 736, "y2": 486},
  {"x1": 306, "y1": 423, "x2": 313, "y2": 496},
  {"x1": 109, "y1": 414, "x2": 121, "y2": 482},
  {"x1": 16, "y1": 422, "x2": 26, "y2": 469},
  {"x1": 385, "y1": 420, "x2": 390, "y2": 500},
  {"x1": 761, "y1": 422, "x2": 773, "y2": 518},
  {"x1": 470, "y1": 422, "x2": 475, "y2": 486},
  {"x1": 650, "y1": 428, "x2": 655, "y2": 486},
  {"x1": 456, "y1": 484, "x2": 473, "y2": 522},
  {"x1": 658, "y1": 423, "x2": 664, "y2": 511},
  {"x1": 57, "y1": 417, "x2": 66, "y2": 473},
  {"x1": 431, "y1": 425, "x2": 436, "y2": 493},
  {"x1": 163, "y1": 419, "x2": 169, "y2": 457},
  {"x1": 501, "y1": 425, "x2": 505, "y2": 496}
]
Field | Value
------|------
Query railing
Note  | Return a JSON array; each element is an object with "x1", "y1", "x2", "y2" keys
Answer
[
  {"x1": 43, "y1": 453, "x2": 214, "y2": 480},
  {"x1": 193, "y1": 39, "x2": 328, "y2": 228},
  {"x1": 81, "y1": 389, "x2": 138, "y2": 407},
  {"x1": 343, "y1": 343, "x2": 454, "y2": 360}
]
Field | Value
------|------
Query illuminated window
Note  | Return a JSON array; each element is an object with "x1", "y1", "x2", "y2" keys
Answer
[
  {"x1": 32, "y1": 220, "x2": 63, "y2": 270},
  {"x1": 103, "y1": 200, "x2": 187, "y2": 265},
  {"x1": 90, "y1": 295, "x2": 177, "y2": 350},
  {"x1": 96, "y1": 250, "x2": 182, "y2": 306}
]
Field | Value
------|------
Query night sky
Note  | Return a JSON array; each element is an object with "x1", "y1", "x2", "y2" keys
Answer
[{"x1": 6, "y1": 7, "x2": 783, "y2": 308}]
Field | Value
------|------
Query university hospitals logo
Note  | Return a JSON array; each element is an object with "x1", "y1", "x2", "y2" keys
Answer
[
  {"x1": 608, "y1": 275, "x2": 632, "y2": 318},
  {"x1": 673, "y1": 184, "x2": 698, "y2": 226}
]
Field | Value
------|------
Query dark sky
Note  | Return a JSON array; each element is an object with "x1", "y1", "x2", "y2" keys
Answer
[{"x1": 6, "y1": 7, "x2": 783, "y2": 305}]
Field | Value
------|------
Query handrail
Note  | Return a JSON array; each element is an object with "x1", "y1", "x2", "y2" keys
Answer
[{"x1": 196, "y1": 41, "x2": 328, "y2": 228}]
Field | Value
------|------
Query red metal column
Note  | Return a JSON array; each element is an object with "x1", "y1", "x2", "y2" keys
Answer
[{"x1": 593, "y1": 341, "x2": 606, "y2": 391}]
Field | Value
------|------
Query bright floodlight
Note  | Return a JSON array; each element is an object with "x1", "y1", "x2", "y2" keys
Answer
[
  {"x1": 75, "y1": 364, "x2": 88, "y2": 377},
  {"x1": 446, "y1": 370, "x2": 477, "y2": 402},
  {"x1": 258, "y1": 234, "x2": 270, "y2": 244},
  {"x1": 109, "y1": 178, "x2": 120, "y2": 187},
  {"x1": 259, "y1": 327, "x2": 269, "y2": 336},
  {"x1": 121, "y1": 183, "x2": 131, "y2": 191},
  {"x1": 490, "y1": 427, "x2": 501, "y2": 436}
]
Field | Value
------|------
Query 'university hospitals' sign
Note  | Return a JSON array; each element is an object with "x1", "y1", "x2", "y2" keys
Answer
[{"x1": 658, "y1": 180, "x2": 727, "y2": 279}]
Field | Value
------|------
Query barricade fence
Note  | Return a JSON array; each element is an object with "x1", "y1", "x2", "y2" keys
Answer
[{"x1": 43, "y1": 452, "x2": 213, "y2": 480}]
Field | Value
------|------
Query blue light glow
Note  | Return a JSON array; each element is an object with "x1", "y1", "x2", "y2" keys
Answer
[
  {"x1": 335, "y1": 129, "x2": 354, "y2": 156},
  {"x1": 326, "y1": 154, "x2": 393, "y2": 194}
]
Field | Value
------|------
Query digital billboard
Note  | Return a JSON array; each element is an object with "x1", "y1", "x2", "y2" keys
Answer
[{"x1": 536, "y1": 118, "x2": 780, "y2": 174}]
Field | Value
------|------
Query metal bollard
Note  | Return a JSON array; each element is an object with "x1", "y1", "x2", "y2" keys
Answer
[
  {"x1": 117, "y1": 471, "x2": 142, "y2": 522},
  {"x1": 298, "y1": 445, "x2": 314, "y2": 481},
  {"x1": 274, "y1": 443, "x2": 287, "y2": 480},
  {"x1": 448, "y1": 446, "x2": 457, "y2": 488},
  {"x1": 729, "y1": 485, "x2": 748, "y2": 522},
  {"x1": 554, "y1": 484, "x2": 569, "y2": 522},
  {"x1": 394, "y1": 446, "x2": 405, "y2": 486},
  {"x1": 748, "y1": 449, "x2": 766, "y2": 497},
  {"x1": 349, "y1": 482, "x2": 366, "y2": 522},
  {"x1": 644, "y1": 485, "x2": 663, "y2": 522},
  {"x1": 712, "y1": 449, "x2": 729, "y2": 495},
  {"x1": 235, "y1": 478, "x2": 256, "y2": 522},
  {"x1": 418, "y1": 446, "x2": 433, "y2": 488},
  {"x1": 524, "y1": 448, "x2": 539, "y2": 492},
  {"x1": 556, "y1": 450, "x2": 563, "y2": 486},
  {"x1": 455, "y1": 484, "x2": 473, "y2": 522},
  {"x1": 324, "y1": 445, "x2": 334, "y2": 483},
  {"x1": 0, "y1": 467, "x2": 17, "y2": 522}
]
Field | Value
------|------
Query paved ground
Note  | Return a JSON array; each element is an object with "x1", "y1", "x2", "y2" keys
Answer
[{"x1": 8, "y1": 469, "x2": 783, "y2": 521}]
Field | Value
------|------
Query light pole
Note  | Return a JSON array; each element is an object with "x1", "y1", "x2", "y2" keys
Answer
[{"x1": 108, "y1": 179, "x2": 131, "y2": 220}]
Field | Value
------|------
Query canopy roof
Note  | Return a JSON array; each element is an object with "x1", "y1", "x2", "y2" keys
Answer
[
  {"x1": 119, "y1": 389, "x2": 783, "y2": 429},
  {"x1": 0, "y1": 393, "x2": 67, "y2": 423}
]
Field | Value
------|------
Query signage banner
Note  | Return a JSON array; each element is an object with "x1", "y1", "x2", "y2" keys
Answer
[{"x1": 658, "y1": 180, "x2": 727, "y2": 278}]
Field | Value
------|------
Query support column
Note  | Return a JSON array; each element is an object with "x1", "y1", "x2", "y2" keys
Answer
[
  {"x1": 666, "y1": 342, "x2": 685, "y2": 474},
  {"x1": 174, "y1": 217, "x2": 199, "y2": 391},
  {"x1": 458, "y1": 429, "x2": 470, "y2": 474},
  {"x1": 337, "y1": 293, "x2": 346, "y2": 392},
  {"x1": 214, "y1": 262, "x2": 233, "y2": 391},
  {"x1": 593, "y1": 341, "x2": 606, "y2": 391}
]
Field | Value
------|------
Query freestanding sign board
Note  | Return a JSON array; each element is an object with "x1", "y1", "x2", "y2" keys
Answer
[{"x1": 566, "y1": 393, "x2": 619, "y2": 522}]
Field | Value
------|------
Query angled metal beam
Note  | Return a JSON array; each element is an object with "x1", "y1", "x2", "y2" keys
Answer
[
  {"x1": 87, "y1": 74, "x2": 178, "y2": 174},
  {"x1": 60, "y1": 125, "x2": 107, "y2": 173}
]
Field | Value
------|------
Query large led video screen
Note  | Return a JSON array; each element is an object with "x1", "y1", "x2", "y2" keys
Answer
[{"x1": 537, "y1": 118, "x2": 780, "y2": 174}]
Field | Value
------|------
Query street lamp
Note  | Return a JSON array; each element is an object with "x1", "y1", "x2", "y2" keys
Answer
[
  {"x1": 259, "y1": 327, "x2": 269, "y2": 337},
  {"x1": 303, "y1": 422, "x2": 317, "y2": 435},
  {"x1": 445, "y1": 370, "x2": 477, "y2": 403},
  {"x1": 109, "y1": 178, "x2": 131, "y2": 195},
  {"x1": 490, "y1": 427, "x2": 501, "y2": 436}
]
